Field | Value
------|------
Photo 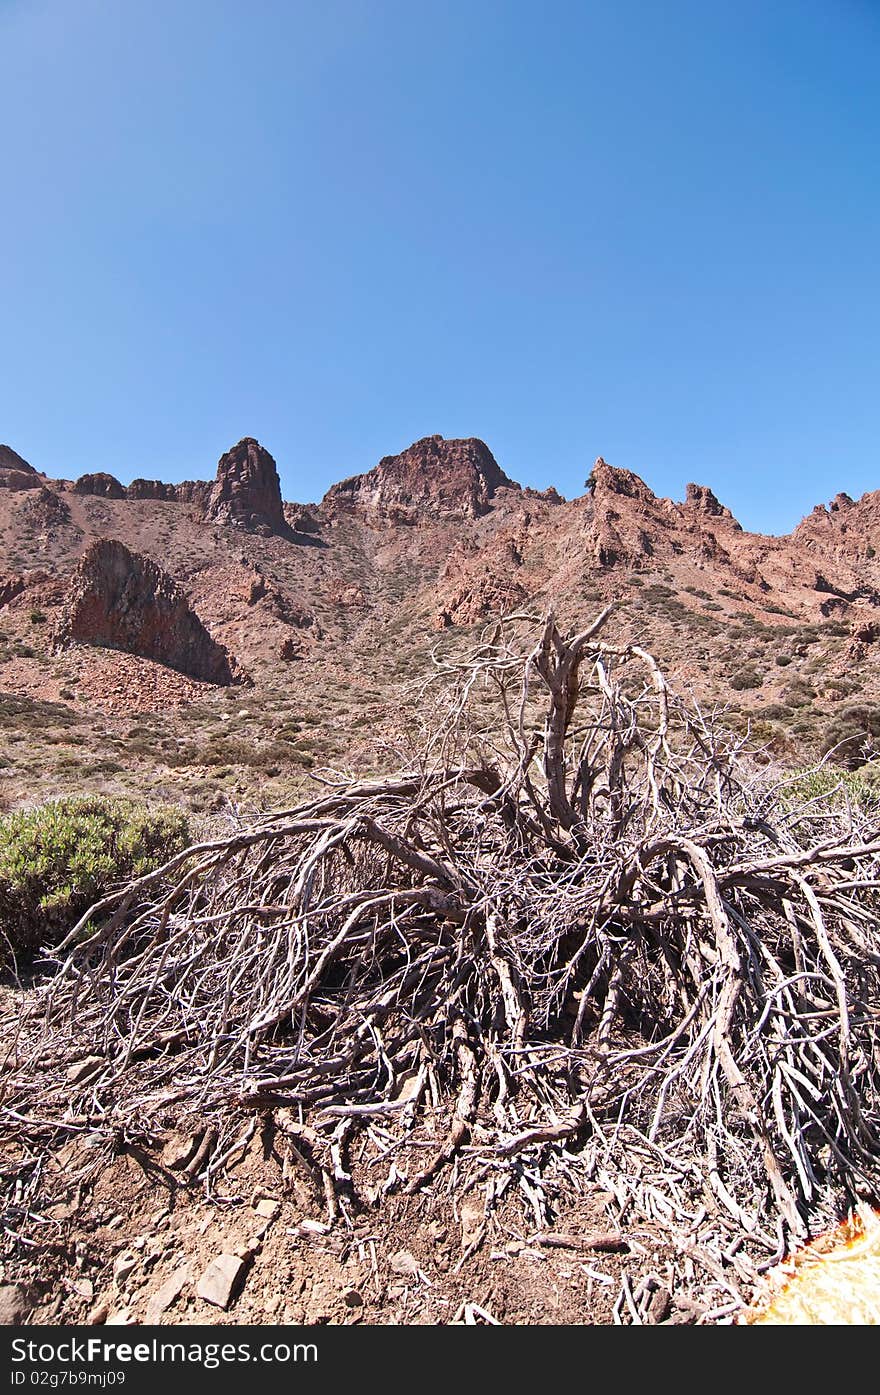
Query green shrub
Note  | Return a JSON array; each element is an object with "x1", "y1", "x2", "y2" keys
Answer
[
  {"x1": 0, "y1": 796, "x2": 190, "y2": 964},
  {"x1": 785, "y1": 764, "x2": 880, "y2": 811},
  {"x1": 820, "y1": 706, "x2": 880, "y2": 769}
]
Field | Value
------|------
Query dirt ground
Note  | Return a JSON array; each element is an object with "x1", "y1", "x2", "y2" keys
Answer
[{"x1": 1, "y1": 1116, "x2": 721, "y2": 1329}]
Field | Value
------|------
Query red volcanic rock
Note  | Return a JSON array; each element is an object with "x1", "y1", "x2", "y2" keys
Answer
[
  {"x1": 323, "y1": 435, "x2": 519, "y2": 521},
  {"x1": 0, "y1": 574, "x2": 27, "y2": 610},
  {"x1": 0, "y1": 472, "x2": 42, "y2": 492},
  {"x1": 584, "y1": 459, "x2": 658, "y2": 567},
  {"x1": 127, "y1": 478, "x2": 177, "y2": 501},
  {"x1": 54, "y1": 539, "x2": 246, "y2": 686},
  {"x1": 237, "y1": 563, "x2": 322, "y2": 632},
  {"x1": 73, "y1": 472, "x2": 126, "y2": 499},
  {"x1": 173, "y1": 480, "x2": 212, "y2": 509},
  {"x1": 0, "y1": 445, "x2": 41, "y2": 492},
  {"x1": 437, "y1": 574, "x2": 528, "y2": 628},
  {"x1": 202, "y1": 438, "x2": 286, "y2": 534},
  {"x1": 830, "y1": 493, "x2": 854, "y2": 512},
  {"x1": 126, "y1": 478, "x2": 213, "y2": 508},
  {"x1": 854, "y1": 620, "x2": 880, "y2": 645},
  {"x1": 0, "y1": 445, "x2": 36, "y2": 474},
  {"x1": 586, "y1": 457, "x2": 656, "y2": 503},
  {"x1": 524, "y1": 485, "x2": 565, "y2": 505},
  {"x1": 684, "y1": 482, "x2": 740, "y2": 526},
  {"x1": 284, "y1": 502, "x2": 322, "y2": 535},
  {"x1": 19, "y1": 486, "x2": 71, "y2": 532}
]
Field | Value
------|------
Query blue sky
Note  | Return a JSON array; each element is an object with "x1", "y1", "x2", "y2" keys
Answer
[{"x1": 1, "y1": 0, "x2": 877, "y2": 533}]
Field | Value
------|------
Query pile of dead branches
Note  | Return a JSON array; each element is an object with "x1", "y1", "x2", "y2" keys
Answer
[{"x1": 3, "y1": 608, "x2": 880, "y2": 1284}]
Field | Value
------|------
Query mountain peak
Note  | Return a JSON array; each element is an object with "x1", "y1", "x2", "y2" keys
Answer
[
  {"x1": 683, "y1": 482, "x2": 740, "y2": 526},
  {"x1": 0, "y1": 445, "x2": 36, "y2": 474},
  {"x1": 324, "y1": 435, "x2": 519, "y2": 520},
  {"x1": 587, "y1": 457, "x2": 656, "y2": 503},
  {"x1": 202, "y1": 438, "x2": 286, "y2": 535}
]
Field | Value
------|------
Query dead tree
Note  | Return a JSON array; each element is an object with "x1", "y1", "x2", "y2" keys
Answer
[{"x1": 3, "y1": 608, "x2": 880, "y2": 1302}]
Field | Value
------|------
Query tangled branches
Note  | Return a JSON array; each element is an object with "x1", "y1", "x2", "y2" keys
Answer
[{"x1": 4, "y1": 609, "x2": 880, "y2": 1271}]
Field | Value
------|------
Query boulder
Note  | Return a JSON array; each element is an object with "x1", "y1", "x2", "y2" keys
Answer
[{"x1": 72, "y1": 473, "x2": 126, "y2": 499}]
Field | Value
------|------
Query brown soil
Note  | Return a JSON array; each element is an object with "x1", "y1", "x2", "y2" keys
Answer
[{"x1": 4, "y1": 1126, "x2": 704, "y2": 1328}]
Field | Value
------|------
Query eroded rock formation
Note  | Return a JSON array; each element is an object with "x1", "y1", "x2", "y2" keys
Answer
[
  {"x1": 202, "y1": 438, "x2": 286, "y2": 534},
  {"x1": 54, "y1": 539, "x2": 246, "y2": 685},
  {"x1": 0, "y1": 444, "x2": 42, "y2": 490},
  {"x1": 72, "y1": 473, "x2": 127, "y2": 499},
  {"x1": 323, "y1": 435, "x2": 519, "y2": 521}
]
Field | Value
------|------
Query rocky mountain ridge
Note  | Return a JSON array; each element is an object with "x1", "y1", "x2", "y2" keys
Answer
[{"x1": 1, "y1": 429, "x2": 879, "y2": 814}]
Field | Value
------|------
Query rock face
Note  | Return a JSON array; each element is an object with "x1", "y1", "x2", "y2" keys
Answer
[
  {"x1": 54, "y1": 540, "x2": 245, "y2": 686},
  {"x1": 73, "y1": 472, "x2": 126, "y2": 499},
  {"x1": 0, "y1": 445, "x2": 35, "y2": 474},
  {"x1": 202, "y1": 438, "x2": 286, "y2": 534},
  {"x1": 684, "y1": 482, "x2": 740, "y2": 525},
  {"x1": 587, "y1": 457, "x2": 656, "y2": 503},
  {"x1": 323, "y1": 435, "x2": 519, "y2": 521},
  {"x1": 127, "y1": 478, "x2": 212, "y2": 508},
  {"x1": 284, "y1": 502, "x2": 322, "y2": 535},
  {"x1": 0, "y1": 443, "x2": 41, "y2": 490},
  {"x1": 173, "y1": 479, "x2": 213, "y2": 509},
  {"x1": 0, "y1": 575, "x2": 27, "y2": 610},
  {"x1": 127, "y1": 478, "x2": 177, "y2": 501}
]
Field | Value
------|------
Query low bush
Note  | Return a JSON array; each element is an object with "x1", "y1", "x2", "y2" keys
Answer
[
  {"x1": 760, "y1": 703, "x2": 795, "y2": 721},
  {"x1": 821, "y1": 706, "x2": 880, "y2": 769},
  {"x1": 785, "y1": 763, "x2": 880, "y2": 811},
  {"x1": 785, "y1": 677, "x2": 816, "y2": 703},
  {"x1": 0, "y1": 796, "x2": 190, "y2": 965},
  {"x1": 730, "y1": 668, "x2": 763, "y2": 691}
]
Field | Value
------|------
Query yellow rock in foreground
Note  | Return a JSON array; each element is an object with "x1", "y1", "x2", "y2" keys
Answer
[{"x1": 744, "y1": 1205, "x2": 880, "y2": 1324}]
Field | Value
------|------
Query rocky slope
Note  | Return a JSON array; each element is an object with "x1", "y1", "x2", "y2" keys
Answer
[{"x1": 0, "y1": 430, "x2": 879, "y2": 812}]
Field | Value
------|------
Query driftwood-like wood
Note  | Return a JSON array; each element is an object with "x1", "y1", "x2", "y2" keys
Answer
[{"x1": 3, "y1": 609, "x2": 880, "y2": 1319}]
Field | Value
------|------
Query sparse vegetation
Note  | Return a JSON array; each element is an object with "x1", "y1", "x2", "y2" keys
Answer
[{"x1": 785, "y1": 762, "x2": 880, "y2": 810}]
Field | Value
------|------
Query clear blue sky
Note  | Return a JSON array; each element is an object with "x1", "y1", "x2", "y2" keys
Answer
[{"x1": 1, "y1": 0, "x2": 877, "y2": 533}]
